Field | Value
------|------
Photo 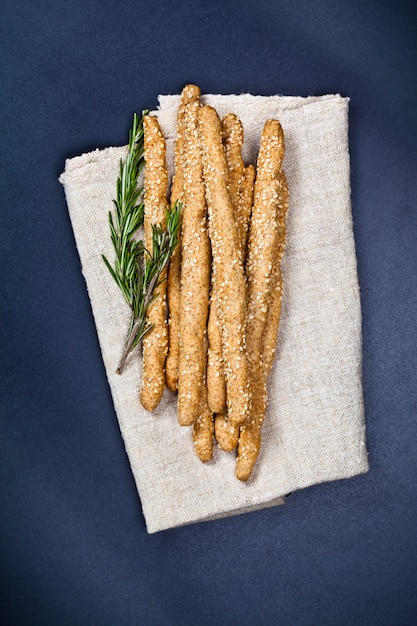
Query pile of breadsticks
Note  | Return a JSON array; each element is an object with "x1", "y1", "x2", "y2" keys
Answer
[{"x1": 139, "y1": 84, "x2": 289, "y2": 481}]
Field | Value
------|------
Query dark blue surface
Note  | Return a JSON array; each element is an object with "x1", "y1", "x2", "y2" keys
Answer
[{"x1": 1, "y1": 1, "x2": 417, "y2": 624}]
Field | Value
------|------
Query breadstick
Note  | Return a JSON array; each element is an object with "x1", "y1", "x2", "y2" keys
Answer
[
  {"x1": 140, "y1": 115, "x2": 169, "y2": 411},
  {"x1": 235, "y1": 120, "x2": 285, "y2": 480},
  {"x1": 206, "y1": 114, "x2": 244, "y2": 414},
  {"x1": 177, "y1": 89, "x2": 211, "y2": 426},
  {"x1": 214, "y1": 162, "x2": 254, "y2": 451},
  {"x1": 245, "y1": 120, "x2": 284, "y2": 361},
  {"x1": 165, "y1": 85, "x2": 199, "y2": 392},
  {"x1": 198, "y1": 105, "x2": 251, "y2": 428},
  {"x1": 236, "y1": 166, "x2": 288, "y2": 482},
  {"x1": 206, "y1": 114, "x2": 244, "y2": 410},
  {"x1": 193, "y1": 340, "x2": 214, "y2": 462}
]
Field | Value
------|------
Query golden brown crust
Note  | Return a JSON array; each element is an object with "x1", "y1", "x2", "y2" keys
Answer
[
  {"x1": 198, "y1": 105, "x2": 251, "y2": 428},
  {"x1": 140, "y1": 115, "x2": 169, "y2": 411},
  {"x1": 222, "y1": 113, "x2": 245, "y2": 216},
  {"x1": 245, "y1": 120, "x2": 285, "y2": 363},
  {"x1": 193, "y1": 300, "x2": 214, "y2": 464},
  {"x1": 206, "y1": 302, "x2": 227, "y2": 413},
  {"x1": 165, "y1": 242, "x2": 181, "y2": 392},
  {"x1": 236, "y1": 120, "x2": 286, "y2": 481},
  {"x1": 193, "y1": 346, "x2": 214, "y2": 463},
  {"x1": 255, "y1": 119, "x2": 285, "y2": 181},
  {"x1": 206, "y1": 114, "x2": 245, "y2": 415},
  {"x1": 238, "y1": 164, "x2": 255, "y2": 258},
  {"x1": 165, "y1": 85, "x2": 200, "y2": 392},
  {"x1": 193, "y1": 399, "x2": 214, "y2": 462},
  {"x1": 214, "y1": 412, "x2": 239, "y2": 452},
  {"x1": 213, "y1": 164, "x2": 255, "y2": 449},
  {"x1": 262, "y1": 172, "x2": 289, "y2": 378},
  {"x1": 209, "y1": 117, "x2": 253, "y2": 446},
  {"x1": 177, "y1": 93, "x2": 211, "y2": 426},
  {"x1": 235, "y1": 369, "x2": 265, "y2": 482}
]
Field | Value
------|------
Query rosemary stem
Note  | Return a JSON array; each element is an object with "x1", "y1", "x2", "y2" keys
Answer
[
  {"x1": 116, "y1": 316, "x2": 142, "y2": 374},
  {"x1": 116, "y1": 269, "x2": 163, "y2": 374}
]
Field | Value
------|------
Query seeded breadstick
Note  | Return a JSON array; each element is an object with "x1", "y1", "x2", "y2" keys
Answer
[
  {"x1": 206, "y1": 113, "x2": 245, "y2": 414},
  {"x1": 260, "y1": 172, "x2": 289, "y2": 376},
  {"x1": 214, "y1": 162, "x2": 255, "y2": 450},
  {"x1": 206, "y1": 114, "x2": 244, "y2": 411},
  {"x1": 244, "y1": 120, "x2": 284, "y2": 361},
  {"x1": 236, "y1": 174, "x2": 288, "y2": 481},
  {"x1": 235, "y1": 120, "x2": 285, "y2": 480},
  {"x1": 236, "y1": 164, "x2": 288, "y2": 482},
  {"x1": 198, "y1": 105, "x2": 251, "y2": 428},
  {"x1": 177, "y1": 90, "x2": 211, "y2": 426},
  {"x1": 193, "y1": 339, "x2": 214, "y2": 462},
  {"x1": 140, "y1": 115, "x2": 169, "y2": 411},
  {"x1": 165, "y1": 85, "x2": 199, "y2": 392}
]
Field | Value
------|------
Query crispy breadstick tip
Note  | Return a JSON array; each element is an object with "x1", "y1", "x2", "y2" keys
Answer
[
  {"x1": 193, "y1": 384, "x2": 214, "y2": 463},
  {"x1": 256, "y1": 120, "x2": 285, "y2": 181},
  {"x1": 235, "y1": 428, "x2": 262, "y2": 482},
  {"x1": 214, "y1": 413, "x2": 239, "y2": 452},
  {"x1": 222, "y1": 113, "x2": 245, "y2": 210},
  {"x1": 182, "y1": 83, "x2": 201, "y2": 103}
]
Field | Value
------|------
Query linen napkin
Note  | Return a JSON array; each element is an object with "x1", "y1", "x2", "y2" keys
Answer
[{"x1": 59, "y1": 93, "x2": 369, "y2": 533}]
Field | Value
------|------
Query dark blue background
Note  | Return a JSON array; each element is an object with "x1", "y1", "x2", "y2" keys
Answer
[{"x1": 1, "y1": 1, "x2": 417, "y2": 624}]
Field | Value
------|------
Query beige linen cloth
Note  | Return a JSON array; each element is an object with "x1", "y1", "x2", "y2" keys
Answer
[{"x1": 60, "y1": 93, "x2": 369, "y2": 533}]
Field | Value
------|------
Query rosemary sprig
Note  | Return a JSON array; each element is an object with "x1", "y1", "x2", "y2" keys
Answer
[{"x1": 102, "y1": 112, "x2": 181, "y2": 374}]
